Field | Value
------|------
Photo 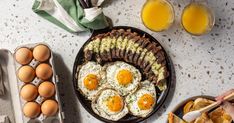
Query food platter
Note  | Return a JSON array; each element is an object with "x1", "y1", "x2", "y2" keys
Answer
[
  {"x1": 169, "y1": 96, "x2": 234, "y2": 123},
  {"x1": 72, "y1": 26, "x2": 173, "y2": 123},
  {"x1": 170, "y1": 96, "x2": 214, "y2": 122}
]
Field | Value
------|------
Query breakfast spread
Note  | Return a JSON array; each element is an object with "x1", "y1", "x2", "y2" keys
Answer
[
  {"x1": 1, "y1": 0, "x2": 234, "y2": 123},
  {"x1": 76, "y1": 28, "x2": 170, "y2": 121},
  {"x1": 168, "y1": 98, "x2": 233, "y2": 123}
]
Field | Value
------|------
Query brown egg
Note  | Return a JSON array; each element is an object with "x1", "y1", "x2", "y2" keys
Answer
[
  {"x1": 23, "y1": 102, "x2": 41, "y2": 118},
  {"x1": 38, "y1": 81, "x2": 55, "y2": 98},
  {"x1": 41, "y1": 100, "x2": 58, "y2": 116},
  {"x1": 18, "y1": 66, "x2": 35, "y2": 83},
  {"x1": 33, "y1": 45, "x2": 51, "y2": 62},
  {"x1": 20, "y1": 84, "x2": 38, "y2": 101},
  {"x1": 36, "y1": 64, "x2": 53, "y2": 80},
  {"x1": 15, "y1": 48, "x2": 33, "y2": 65}
]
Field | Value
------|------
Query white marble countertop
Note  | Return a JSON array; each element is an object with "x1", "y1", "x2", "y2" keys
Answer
[{"x1": 0, "y1": 0, "x2": 234, "y2": 123}]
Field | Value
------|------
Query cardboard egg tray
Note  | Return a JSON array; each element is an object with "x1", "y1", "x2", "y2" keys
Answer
[{"x1": 0, "y1": 43, "x2": 64, "y2": 123}]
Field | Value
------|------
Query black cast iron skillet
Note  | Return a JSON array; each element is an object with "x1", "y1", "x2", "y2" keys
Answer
[{"x1": 72, "y1": 26, "x2": 173, "y2": 123}]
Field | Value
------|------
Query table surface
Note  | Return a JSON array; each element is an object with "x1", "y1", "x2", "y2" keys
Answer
[{"x1": 0, "y1": 0, "x2": 234, "y2": 123}]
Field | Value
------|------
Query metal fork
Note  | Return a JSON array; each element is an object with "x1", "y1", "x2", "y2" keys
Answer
[{"x1": 0, "y1": 64, "x2": 5, "y2": 96}]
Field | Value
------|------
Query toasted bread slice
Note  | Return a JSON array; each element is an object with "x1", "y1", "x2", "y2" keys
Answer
[
  {"x1": 110, "y1": 30, "x2": 118, "y2": 60},
  {"x1": 133, "y1": 37, "x2": 151, "y2": 66},
  {"x1": 115, "y1": 29, "x2": 126, "y2": 59},
  {"x1": 168, "y1": 112, "x2": 187, "y2": 123},
  {"x1": 150, "y1": 61, "x2": 168, "y2": 88},
  {"x1": 84, "y1": 34, "x2": 103, "y2": 61},
  {"x1": 119, "y1": 30, "x2": 132, "y2": 59},
  {"x1": 156, "y1": 67, "x2": 169, "y2": 88},
  {"x1": 84, "y1": 40, "x2": 95, "y2": 61},
  {"x1": 132, "y1": 37, "x2": 147, "y2": 65},
  {"x1": 139, "y1": 42, "x2": 156, "y2": 69},
  {"x1": 122, "y1": 30, "x2": 140, "y2": 62},
  {"x1": 99, "y1": 32, "x2": 112, "y2": 63},
  {"x1": 143, "y1": 46, "x2": 162, "y2": 70},
  {"x1": 124, "y1": 35, "x2": 141, "y2": 62},
  {"x1": 127, "y1": 37, "x2": 144, "y2": 63},
  {"x1": 137, "y1": 38, "x2": 153, "y2": 68},
  {"x1": 142, "y1": 42, "x2": 160, "y2": 69}
]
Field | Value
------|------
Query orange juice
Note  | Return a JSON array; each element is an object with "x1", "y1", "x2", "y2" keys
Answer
[
  {"x1": 182, "y1": 3, "x2": 214, "y2": 35},
  {"x1": 141, "y1": 0, "x2": 174, "y2": 32}
]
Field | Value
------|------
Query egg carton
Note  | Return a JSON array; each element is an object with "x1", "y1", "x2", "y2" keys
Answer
[{"x1": 0, "y1": 43, "x2": 64, "y2": 123}]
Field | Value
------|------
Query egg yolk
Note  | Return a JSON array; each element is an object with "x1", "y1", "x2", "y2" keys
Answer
[
  {"x1": 117, "y1": 69, "x2": 133, "y2": 86},
  {"x1": 106, "y1": 95, "x2": 123, "y2": 112},
  {"x1": 137, "y1": 94, "x2": 155, "y2": 110},
  {"x1": 84, "y1": 74, "x2": 99, "y2": 90}
]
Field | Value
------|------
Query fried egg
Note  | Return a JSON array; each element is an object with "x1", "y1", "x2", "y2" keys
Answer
[
  {"x1": 106, "y1": 61, "x2": 141, "y2": 96},
  {"x1": 77, "y1": 62, "x2": 107, "y2": 100},
  {"x1": 125, "y1": 80, "x2": 156, "y2": 117},
  {"x1": 92, "y1": 88, "x2": 128, "y2": 121}
]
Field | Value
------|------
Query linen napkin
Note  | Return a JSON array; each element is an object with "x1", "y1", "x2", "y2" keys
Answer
[{"x1": 32, "y1": 0, "x2": 109, "y2": 33}]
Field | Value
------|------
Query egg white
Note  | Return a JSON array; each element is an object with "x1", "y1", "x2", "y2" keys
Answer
[
  {"x1": 106, "y1": 61, "x2": 141, "y2": 96},
  {"x1": 77, "y1": 62, "x2": 108, "y2": 100},
  {"x1": 92, "y1": 89, "x2": 128, "y2": 121},
  {"x1": 125, "y1": 80, "x2": 156, "y2": 117}
]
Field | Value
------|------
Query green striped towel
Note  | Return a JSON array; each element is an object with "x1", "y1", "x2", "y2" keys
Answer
[{"x1": 32, "y1": 0, "x2": 109, "y2": 33}]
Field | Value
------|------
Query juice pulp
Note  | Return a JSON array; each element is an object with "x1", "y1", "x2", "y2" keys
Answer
[
  {"x1": 141, "y1": 0, "x2": 174, "y2": 32},
  {"x1": 182, "y1": 3, "x2": 212, "y2": 35}
]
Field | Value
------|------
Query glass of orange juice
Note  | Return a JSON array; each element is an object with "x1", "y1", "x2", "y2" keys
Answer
[
  {"x1": 141, "y1": 0, "x2": 175, "y2": 32},
  {"x1": 181, "y1": 1, "x2": 215, "y2": 36}
]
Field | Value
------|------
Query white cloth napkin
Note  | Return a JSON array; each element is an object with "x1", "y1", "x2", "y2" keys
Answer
[{"x1": 32, "y1": 0, "x2": 109, "y2": 33}]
